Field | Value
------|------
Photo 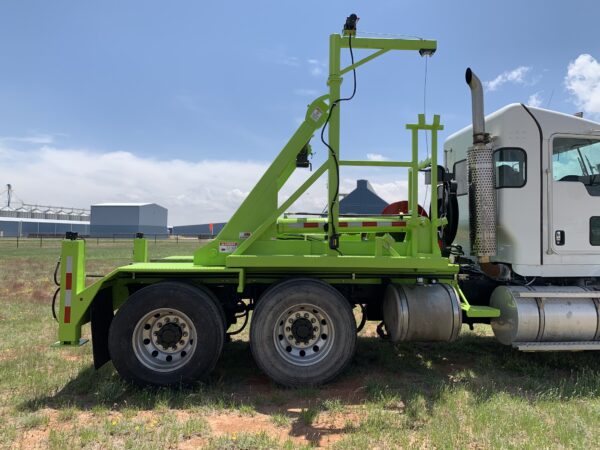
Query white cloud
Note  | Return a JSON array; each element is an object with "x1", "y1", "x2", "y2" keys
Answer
[
  {"x1": 527, "y1": 92, "x2": 543, "y2": 108},
  {"x1": 565, "y1": 54, "x2": 600, "y2": 117},
  {"x1": 261, "y1": 49, "x2": 326, "y2": 77},
  {"x1": 0, "y1": 143, "x2": 431, "y2": 226},
  {"x1": 307, "y1": 59, "x2": 326, "y2": 77},
  {"x1": 0, "y1": 133, "x2": 61, "y2": 145},
  {"x1": 366, "y1": 153, "x2": 389, "y2": 162},
  {"x1": 293, "y1": 88, "x2": 320, "y2": 97},
  {"x1": 0, "y1": 145, "x2": 269, "y2": 225},
  {"x1": 484, "y1": 66, "x2": 531, "y2": 92}
]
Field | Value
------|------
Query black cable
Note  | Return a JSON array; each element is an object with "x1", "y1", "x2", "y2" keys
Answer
[
  {"x1": 227, "y1": 310, "x2": 249, "y2": 336},
  {"x1": 320, "y1": 34, "x2": 357, "y2": 251},
  {"x1": 53, "y1": 259, "x2": 61, "y2": 286},
  {"x1": 227, "y1": 301, "x2": 250, "y2": 336},
  {"x1": 356, "y1": 303, "x2": 367, "y2": 333},
  {"x1": 376, "y1": 321, "x2": 389, "y2": 340},
  {"x1": 51, "y1": 287, "x2": 59, "y2": 322}
]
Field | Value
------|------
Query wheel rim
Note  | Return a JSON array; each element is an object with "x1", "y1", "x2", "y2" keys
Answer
[
  {"x1": 273, "y1": 303, "x2": 334, "y2": 367},
  {"x1": 132, "y1": 308, "x2": 197, "y2": 373}
]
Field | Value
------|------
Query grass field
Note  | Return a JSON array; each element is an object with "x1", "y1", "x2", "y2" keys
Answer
[{"x1": 1, "y1": 239, "x2": 600, "y2": 449}]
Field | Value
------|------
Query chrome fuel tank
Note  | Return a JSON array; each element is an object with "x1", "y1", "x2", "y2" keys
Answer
[
  {"x1": 383, "y1": 283, "x2": 462, "y2": 342},
  {"x1": 490, "y1": 286, "x2": 600, "y2": 345}
]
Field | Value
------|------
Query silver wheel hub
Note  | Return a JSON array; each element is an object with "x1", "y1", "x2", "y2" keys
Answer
[
  {"x1": 273, "y1": 304, "x2": 334, "y2": 366},
  {"x1": 132, "y1": 308, "x2": 197, "y2": 372}
]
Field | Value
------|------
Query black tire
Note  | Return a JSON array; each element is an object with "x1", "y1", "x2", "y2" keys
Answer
[
  {"x1": 250, "y1": 278, "x2": 356, "y2": 387},
  {"x1": 108, "y1": 282, "x2": 225, "y2": 387}
]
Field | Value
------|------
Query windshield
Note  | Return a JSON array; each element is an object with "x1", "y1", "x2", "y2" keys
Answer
[{"x1": 553, "y1": 137, "x2": 600, "y2": 196}]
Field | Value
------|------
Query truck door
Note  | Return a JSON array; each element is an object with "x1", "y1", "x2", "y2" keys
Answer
[{"x1": 549, "y1": 135, "x2": 600, "y2": 254}]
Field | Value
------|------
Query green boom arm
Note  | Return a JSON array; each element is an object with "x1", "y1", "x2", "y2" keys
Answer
[{"x1": 194, "y1": 96, "x2": 330, "y2": 265}]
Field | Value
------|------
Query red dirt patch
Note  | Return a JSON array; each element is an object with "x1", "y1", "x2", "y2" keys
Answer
[{"x1": 204, "y1": 408, "x2": 362, "y2": 448}]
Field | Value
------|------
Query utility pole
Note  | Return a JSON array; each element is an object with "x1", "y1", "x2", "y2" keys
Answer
[{"x1": 6, "y1": 184, "x2": 12, "y2": 207}]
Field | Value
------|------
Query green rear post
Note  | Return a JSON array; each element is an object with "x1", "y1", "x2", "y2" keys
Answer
[
  {"x1": 55, "y1": 238, "x2": 88, "y2": 346},
  {"x1": 133, "y1": 236, "x2": 148, "y2": 263}
]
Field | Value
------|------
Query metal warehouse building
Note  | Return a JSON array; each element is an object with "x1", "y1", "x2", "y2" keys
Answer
[
  {"x1": 90, "y1": 203, "x2": 168, "y2": 237},
  {"x1": 0, "y1": 203, "x2": 90, "y2": 237},
  {"x1": 0, "y1": 217, "x2": 90, "y2": 237},
  {"x1": 171, "y1": 222, "x2": 226, "y2": 236}
]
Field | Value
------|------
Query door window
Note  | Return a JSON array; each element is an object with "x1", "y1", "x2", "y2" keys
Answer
[{"x1": 553, "y1": 137, "x2": 600, "y2": 196}]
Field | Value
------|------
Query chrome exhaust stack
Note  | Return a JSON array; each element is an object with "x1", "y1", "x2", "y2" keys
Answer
[{"x1": 465, "y1": 68, "x2": 496, "y2": 263}]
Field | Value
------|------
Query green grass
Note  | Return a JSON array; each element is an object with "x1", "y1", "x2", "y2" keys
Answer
[{"x1": 2, "y1": 239, "x2": 600, "y2": 448}]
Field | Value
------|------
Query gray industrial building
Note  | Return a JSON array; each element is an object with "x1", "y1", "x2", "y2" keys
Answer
[
  {"x1": 0, "y1": 201, "x2": 90, "y2": 237},
  {"x1": 171, "y1": 222, "x2": 226, "y2": 236},
  {"x1": 339, "y1": 179, "x2": 389, "y2": 214},
  {"x1": 90, "y1": 203, "x2": 168, "y2": 237},
  {"x1": 0, "y1": 217, "x2": 90, "y2": 237}
]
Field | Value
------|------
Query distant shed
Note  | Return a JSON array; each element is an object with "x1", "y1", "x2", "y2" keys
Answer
[
  {"x1": 339, "y1": 179, "x2": 389, "y2": 215},
  {"x1": 90, "y1": 203, "x2": 168, "y2": 237}
]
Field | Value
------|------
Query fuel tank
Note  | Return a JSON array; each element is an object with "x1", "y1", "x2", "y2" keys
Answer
[
  {"x1": 383, "y1": 283, "x2": 462, "y2": 342},
  {"x1": 490, "y1": 286, "x2": 600, "y2": 345}
]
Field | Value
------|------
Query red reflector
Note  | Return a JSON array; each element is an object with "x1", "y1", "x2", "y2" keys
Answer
[
  {"x1": 303, "y1": 222, "x2": 320, "y2": 228},
  {"x1": 64, "y1": 306, "x2": 71, "y2": 323},
  {"x1": 65, "y1": 272, "x2": 72, "y2": 290},
  {"x1": 339, "y1": 222, "x2": 348, "y2": 227},
  {"x1": 362, "y1": 221, "x2": 377, "y2": 227},
  {"x1": 391, "y1": 221, "x2": 406, "y2": 227}
]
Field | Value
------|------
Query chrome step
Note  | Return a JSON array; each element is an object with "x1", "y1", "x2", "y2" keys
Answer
[{"x1": 513, "y1": 341, "x2": 600, "y2": 352}]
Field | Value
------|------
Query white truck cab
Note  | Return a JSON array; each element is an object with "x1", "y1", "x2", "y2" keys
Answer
[{"x1": 445, "y1": 103, "x2": 600, "y2": 278}]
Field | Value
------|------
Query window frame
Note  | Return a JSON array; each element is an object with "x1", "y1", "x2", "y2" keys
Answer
[
  {"x1": 453, "y1": 159, "x2": 468, "y2": 196},
  {"x1": 493, "y1": 147, "x2": 527, "y2": 189},
  {"x1": 591, "y1": 217, "x2": 600, "y2": 246}
]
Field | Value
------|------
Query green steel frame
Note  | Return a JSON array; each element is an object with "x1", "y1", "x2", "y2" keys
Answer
[{"x1": 55, "y1": 32, "x2": 500, "y2": 346}]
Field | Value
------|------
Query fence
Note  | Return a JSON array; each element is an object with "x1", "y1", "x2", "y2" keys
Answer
[{"x1": 0, "y1": 234, "x2": 216, "y2": 248}]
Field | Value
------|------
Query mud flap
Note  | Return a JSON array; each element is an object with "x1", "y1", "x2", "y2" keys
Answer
[{"x1": 90, "y1": 289, "x2": 114, "y2": 369}]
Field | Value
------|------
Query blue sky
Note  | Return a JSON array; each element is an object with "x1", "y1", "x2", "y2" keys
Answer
[{"x1": 1, "y1": 1, "x2": 599, "y2": 224}]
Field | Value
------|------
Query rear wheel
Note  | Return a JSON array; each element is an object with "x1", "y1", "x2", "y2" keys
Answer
[
  {"x1": 108, "y1": 282, "x2": 225, "y2": 386},
  {"x1": 250, "y1": 278, "x2": 356, "y2": 387}
]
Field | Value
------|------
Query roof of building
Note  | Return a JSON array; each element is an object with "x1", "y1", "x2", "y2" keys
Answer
[
  {"x1": 92, "y1": 203, "x2": 154, "y2": 207},
  {"x1": 0, "y1": 217, "x2": 90, "y2": 225}
]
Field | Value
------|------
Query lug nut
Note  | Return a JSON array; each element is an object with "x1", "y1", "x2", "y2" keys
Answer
[
  {"x1": 311, "y1": 318, "x2": 315, "y2": 323},
  {"x1": 304, "y1": 313, "x2": 309, "y2": 318},
  {"x1": 183, "y1": 332, "x2": 188, "y2": 337},
  {"x1": 165, "y1": 318, "x2": 170, "y2": 323},
  {"x1": 295, "y1": 313, "x2": 300, "y2": 318},
  {"x1": 286, "y1": 327, "x2": 291, "y2": 332}
]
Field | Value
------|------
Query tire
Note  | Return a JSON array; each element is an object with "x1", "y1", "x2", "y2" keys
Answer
[
  {"x1": 108, "y1": 282, "x2": 225, "y2": 387},
  {"x1": 250, "y1": 278, "x2": 356, "y2": 387}
]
